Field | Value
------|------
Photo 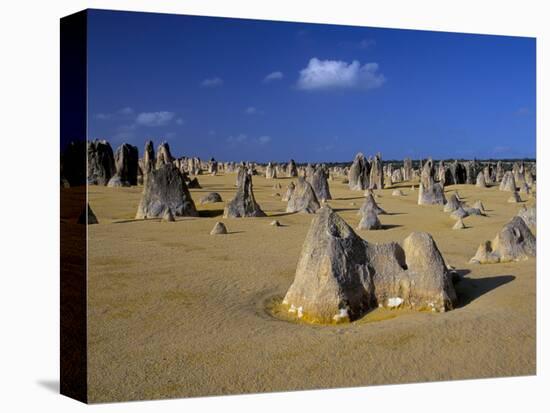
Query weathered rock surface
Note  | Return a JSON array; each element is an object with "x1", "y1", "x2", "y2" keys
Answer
[
  {"x1": 107, "y1": 175, "x2": 130, "y2": 187},
  {"x1": 136, "y1": 164, "x2": 198, "y2": 219},
  {"x1": 287, "y1": 159, "x2": 298, "y2": 177},
  {"x1": 348, "y1": 153, "x2": 370, "y2": 191},
  {"x1": 500, "y1": 171, "x2": 516, "y2": 192},
  {"x1": 282, "y1": 207, "x2": 375, "y2": 323},
  {"x1": 282, "y1": 207, "x2": 457, "y2": 323},
  {"x1": 418, "y1": 159, "x2": 446, "y2": 205},
  {"x1": 309, "y1": 167, "x2": 332, "y2": 201},
  {"x1": 369, "y1": 153, "x2": 384, "y2": 190},
  {"x1": 224, "y1": 169, "x2": 266, "y2": 218},
  {"x1": 472, "y1": 200, "x2": 486, "y2": 213},
  {"x1": 265, "y1": 162, "x2": 277, "y2": 179},
  {"x1": 286, "y1": 177, "x2": 321, "y2": 214},
  {"x1": 517, "y1": 205, "x2": 536, "y2": 227},
  {"x1": 113, "y1": 143, "x2": 139, "y2": 186},
  {"x1": 358, "y1": 192, "x2": 386, "y2": 216},
  {"x1": 282, "y1": 181, "x2": 295, "y2": 202},
  {"x1": 143, "y1": 140, "x2": 155, "y2": 176},
  {"x1": 155, "y1": 142, "x2": 173, "y2": 169},
  {"x1": 210, "y1": 222, "x2": 228, "y2": 235},
  {"x1": 87, "y1": 140, "x2": 116, "y2": 185},
  {"x1": 200, "y1": 192, "x2": 223, "y2": 205},
  {"x1": 162, "y1": 208, "x2": 175, "y2": 222},
  {"x1": 470, "y1": 216, "x2": 536, "y2": 264},
  {"x1": 444, "y1": 193, "x2": 462, "y2": 212},
  {"x1": 357, "y1": 209, "x2": 382, "y2": 230},
  {"x1": 476, "y1": 171, "x2": 487, "y2": 188}
]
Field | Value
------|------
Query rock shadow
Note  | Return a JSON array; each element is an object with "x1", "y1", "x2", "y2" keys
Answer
[
  {"x1": 269, "y1": 211, "x2": 295, "y2": 217},
  {"x1": 380, "y1": 224, "x2": 403, "y2": 230},
  {"x1": 198, "y1": 209, "x2": 224, "y2": 218},
  {"x1": 335, "y1": 196, "x2": 367, "y2": 201},
  {"x1": 454, "y1": 274, "x2": 515, "y2": 308}
]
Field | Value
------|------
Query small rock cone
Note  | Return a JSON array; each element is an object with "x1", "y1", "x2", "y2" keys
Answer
[{"x1": 210, "y1": 221, "x2": 228, "y2": 235}]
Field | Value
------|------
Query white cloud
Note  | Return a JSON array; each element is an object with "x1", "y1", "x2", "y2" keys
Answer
[
  {"x1": 227, "y1": 134, "x2": 248, "y2": 144},
  {"x1": 264, "y1": 71, "x2": 284, "y2": 82},
  {"x1": 201, "y1": 77, "x2": 223, "y2": 88},
  {"x1": 297, "y1": 58, "x2": 386, "y2": 91},
  {"x1": 258, "y1": 135, "x2": 271, "y2": 144},
  {"x1": 175, "y1": 118, "x2": 185, "y2": 125},
  {"x1": 136, "y1": 111, "x2": 175, "y2": 127},
  {"x1": 118, "y1": 107, "x2": 134, "y2": 115}
]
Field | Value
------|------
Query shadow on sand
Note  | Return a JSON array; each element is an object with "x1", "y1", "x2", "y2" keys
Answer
[
  {"x1": 454, "y1": 273, "x2": 515, "y2": 308},
  {"x1": 37, "y1": 380, "x2": 59, "y2": 394},
  {"x1": 380, "y1": 224, "x2": 403, "y2": 230},
  {"x1": 335, "y1": 196, "x2": 367, "y2": 201},
  {"x1": 198, "y1": 209, "x2": 225, "y2": 218}
]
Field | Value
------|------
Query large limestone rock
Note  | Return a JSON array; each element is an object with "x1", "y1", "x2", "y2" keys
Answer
[
  {"x1": 282, "y1": 181, "x2": 296, "y2": 202},
  {"x1": 282, "y1": 206, "x2": 375, "y2": 323},
  {"x1": 418, "y1": 181, "x2": 446, "y2": 206},
  {"x1": 286, "y1": 177, "x2": 320, "y2": 214},
  {"x1": 517, "y1": 205, "x2": 536, "y2": 227},
  {"x1": 136, "y1": 164, "x2": 198, "y2": 219},
  {"x1": 369, "y1": 153, "x2": 384, "y2": 190},
  {"x1": 112, "y1": 143, "x2": 139, "y2": 186},
  {"x1": 357, "y1": 208, "x2": 382, "y2": 230},
  {"x1": 107, "y1": 175, "x2": 129, "y2": 187},
  {"x1": 265, "y1": 162, "x2": 277, "y2": 179},
  {"x1": 418, "y1": 159, "x2": 447, "y2": 205},
  {"x1": 470, "y1": 216, "x2": 536, "y2": 264},
  {"x1": 444, "y1": 193, "x2": 462, "y2": 212},
  {"x1": 155, "y1": 142, "x2": 173, "y2": 169},
  {"x1": 358, "y1": 192, "x2": 386, "y2": 215},
  {"x1": 500, "y1": 171, "x2": 516, "y2": 192},
  {"x1": 475, "y1": 171, "x2": 487, "y2": 188},
  {"x1": 391, "y1": 168, "x2": 403, "y2": 184},
  {"x1": 287, "y1": 159, "x2": 298, "y2": 177},
  {"x1": 87, "y1": 140, "x2": 116, "y2": 185},
  {"x1": 309, "y1": 167, "x2": 332, "y2": 201},
  {"x1": 224, "y1": 169, "x2": 266, "y2": 218},
  {"x1": 142, "y1": 140, "x2": 155, "y2": 179},
  {"x1": 403, "y1": 158, "x2": 413, "y2": 181},
  {"x1": 348, "y1": 152, "x2": 370, "y2": 191},
  {"x1": 395, "y1": 232, "x2": 457, "y2": 311},
  {"x1": 283, "y1": 207, "x2": 456, "y2": 323}
]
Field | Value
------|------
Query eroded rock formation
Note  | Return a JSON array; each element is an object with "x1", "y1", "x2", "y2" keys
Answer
[{"x1": 470, "y1": 216, "x2": 536, "y2": 264}]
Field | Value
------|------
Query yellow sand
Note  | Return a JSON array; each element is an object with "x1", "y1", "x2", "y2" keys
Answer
[{"x1": 86, "y1": 174, "x2": 536, "y2": 402}]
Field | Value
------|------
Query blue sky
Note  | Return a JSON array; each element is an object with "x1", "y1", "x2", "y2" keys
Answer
[{"x1": 87, "y1": 9, "x2": 536, "y2": 163}]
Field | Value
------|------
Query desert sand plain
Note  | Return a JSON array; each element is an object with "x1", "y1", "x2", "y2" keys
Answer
[{"x1": 85, "y1": 172, "x2": 536, "y2": 402}]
